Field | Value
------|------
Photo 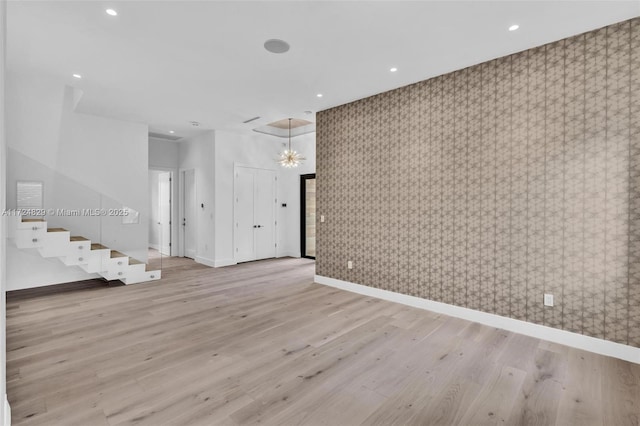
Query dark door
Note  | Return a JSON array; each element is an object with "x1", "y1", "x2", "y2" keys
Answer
[{"x1": 300, "y1": 174, "x2": 316, "y2": 259}]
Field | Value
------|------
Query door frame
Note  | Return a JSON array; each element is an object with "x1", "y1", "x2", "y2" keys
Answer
[
  {"x1": 149, "y1": 166, "x2": 177, "y2": 257},
  {"x1": 300, "y1": 173, "x2": 316, "y2": 259},
  {"x1": 179, "y1": 168, "x2": 197, "y2": 258},
  {"x1": 233, "y1": 163, "x2": 278, "y2": 263}
]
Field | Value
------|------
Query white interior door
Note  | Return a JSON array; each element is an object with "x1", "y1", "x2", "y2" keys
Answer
[
  {"x1": 235, "y1": 167, "x2": 255, "y2": 263},
  {"x1": 183, "y1": 169, "x2": 197, "y2": 259},
  {"x1": 158, "y1": 171, "x2": 172, "y2": 256},
  {"x1": 234, "y1": 166, "x2": 276, "y2": 262},
  {"x1": 254, "y1": 169, "x2": 276, "y2": 259}
]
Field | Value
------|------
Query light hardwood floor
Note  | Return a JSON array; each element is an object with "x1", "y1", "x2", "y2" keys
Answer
[{"x1": 6, "y1": 257, "x2": 640, "y2": 425}]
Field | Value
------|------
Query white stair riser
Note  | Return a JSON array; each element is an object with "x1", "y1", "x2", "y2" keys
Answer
[
  {"x1": 79, "y1": 249, "x2": 110, "y2": 273},
  {"x1": 15, "y1": 227, "x2": 46, "y2": 249},
  {"x1": 62, "y1": 241, "x2": 91, "y2": 266},
  {"x1": 128, "y1": 264, "x2": 146, "y2": 273},
  {"x1": 124, "y1": 270, "x2": 161, "y2": 284},
  {"x1": 38, "y1": 232, "x2": 72, "y2": 257},
  {"x1": 101, "y1": 257, "x2": 129, "y2": 281}
]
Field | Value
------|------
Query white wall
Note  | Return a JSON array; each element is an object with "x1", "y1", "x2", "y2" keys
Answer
[
  {"x1": 0, "y1": 0, "x2": 8, "y2": 422},
  {"x1": 6, "y1": 73, "x2": 149, "y2": 289},
  {"x1": 178, "y1": 131, "x2": 215, "y2": 266},
  {"x1": 214, "y1": 130, "x2": 315, "y2": 266},
  {"x1": 148, "y1": 170, "x2": 161, "y2": 250},
  {"x1": 149, "y1": 138, "x2": 179, "y2": 169}
]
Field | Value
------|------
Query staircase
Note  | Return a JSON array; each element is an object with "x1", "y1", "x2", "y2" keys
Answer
[{"x1": 10, "y1": 216, "x2": 161, "y2": 285}]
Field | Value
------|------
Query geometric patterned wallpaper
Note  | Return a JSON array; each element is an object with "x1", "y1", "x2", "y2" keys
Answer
[{"x1": 316, "y1": 18, "x2": 640, "y2": 348}]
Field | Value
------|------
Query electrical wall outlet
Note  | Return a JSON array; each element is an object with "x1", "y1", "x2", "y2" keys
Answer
[
  {"x1": 544, "y1": 293, "x2": 554, "y2": 307},
  {"x1": 347, "y1": 260, "x2": 353, "y2": 269},
  {"x1": 320, "y1": 215, "x2": 325, "y2": 223}
]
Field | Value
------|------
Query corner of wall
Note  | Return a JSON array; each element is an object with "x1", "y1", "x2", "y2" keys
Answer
[
  {"x1": 1, "y1": 0, "x2": 7, "y2": 422},
  {"x1": 2, "y1": 396, "x2": 9, "y2": 426}
]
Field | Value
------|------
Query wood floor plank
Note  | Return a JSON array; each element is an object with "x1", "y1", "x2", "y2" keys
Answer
[
  {"x1": 600, "y1": 355, "x2": 640, "y2": 426},
  {"x1": 505, "y1": 348, "x2": 567, "y2": 426},
  {"x1": 457, "y1": 365, "x2": 527, "y2": 425},
  {"x1": 556, "y1": 349, "x2": 605, "y2": 426},
  {"x1": 6, "y1": 256, "x2": 640, "y2": 425}
]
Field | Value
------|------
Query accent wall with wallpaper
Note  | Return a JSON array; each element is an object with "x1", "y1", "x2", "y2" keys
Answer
[{"x1": 316, "y1": 18, "x2": 640, "y2": 347}]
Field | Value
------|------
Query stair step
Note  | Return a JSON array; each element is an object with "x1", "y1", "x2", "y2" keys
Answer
[
  {"x1": 123, "y1": 268, "x2": 161, "y2": 284},
  {"x1": 38, "y1": 228, "x2": 71, "y2": 257},
  {"x1": 70, "y1": 236, "x2": 89, "y2": 242},
  {"x1": 91, "y1": 243, "x2": 108, "y2": 250},
  {"x1": 128, "y1": 258, "x2": 156, "y2": 272},
  {"x1": 110, "y1": 250, "x2": 127, "y2": 258}
]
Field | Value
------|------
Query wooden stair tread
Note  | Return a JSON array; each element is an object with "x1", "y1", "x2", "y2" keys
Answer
[
  {"x1": 110, "y1": 250, "x2": 127, "y2": 258},
  {"x1": 70, "y1": 236, "x2": 89, "y2": 242},
  {"x1": 22, "y1": 218, "x2": 46, "y2": 222},
  {"x1": 91, "y1": 243, "x2": 108, "y2": 250},
  {"x1": 47, "y1": 228, "x2": 68, "y2": 232}
]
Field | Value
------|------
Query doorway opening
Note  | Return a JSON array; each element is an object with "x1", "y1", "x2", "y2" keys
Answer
[
  {"x1": 300, "y1": 173, "x2": 316, "y2": 259},
  {"x1": 149, "y1": 170, "x2": 173, "y2": 256}
]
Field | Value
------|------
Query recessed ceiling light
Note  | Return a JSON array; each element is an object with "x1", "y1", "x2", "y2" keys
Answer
[
  {"x1": 106, "y1": 8, "x2": 118, "y2": 16},
  {"x1": 264, "y1": 39, "x2": 290, "y2": 54},
  {"x1": 509, "y1": 24, "x2": 519, "y2": 31},
  {"x1": 304, "y1": 110, "x2": 313, "y2": 115},
  {"x1": 72, "y1": 74, "x2": 82, "y2": 79},
  {"x1": 390, "y1": 67, "x2": 398, "y2": 73},
  {"x1": 317, "y1": 93, "x2": 323, "y2": 98},
  {"x1": 169, "y1": 130, "x2": 175, "y2": 134}
]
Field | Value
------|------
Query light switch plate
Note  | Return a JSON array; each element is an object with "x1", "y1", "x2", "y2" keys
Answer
[
  {"x1": 320, "y1": 215, "x2": 325, "y2": 223},
  {"x1": 544, "y1": 293, "x2": 554, "y2": 307},
  {"x1": 347, "y1": 260, "x2": 353, "y2": 269}
]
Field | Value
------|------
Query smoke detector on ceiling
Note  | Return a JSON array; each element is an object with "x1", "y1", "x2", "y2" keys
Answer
[
  {"x1": 264, "y1": 39, "x2": 290, "y2": 54},
  {"x1": 189, "y1": 121, "x2": 200, "y2": 127}
]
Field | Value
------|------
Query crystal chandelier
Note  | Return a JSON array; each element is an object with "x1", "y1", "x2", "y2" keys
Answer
[{"x1": 278, "y1": 118, "x2": 305, "y2": 168}]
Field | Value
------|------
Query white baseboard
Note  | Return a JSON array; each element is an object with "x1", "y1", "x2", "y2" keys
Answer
[
  {"x1": 148, "y1": 243, "x2": 160, "y2": 251},
  {"x1": 3, "y1": 395, "x2": 10, "y2": 426},
  {"x1": 214, "y1": 258, "x2": 237, "y2": 268},
  {"x1": 195, "y1": 256, "x2": 216, "y2": 268},
  {"x1": 315, "y1": 275, "x2": 640, "y2": 364},
  {"x1": 277, "y1": 251, "x2": 301, "y2": 258}
]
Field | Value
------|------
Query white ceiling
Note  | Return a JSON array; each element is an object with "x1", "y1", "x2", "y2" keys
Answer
[{"x1": 7, "y1": 1, "x2": 640, "y2": 140}]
